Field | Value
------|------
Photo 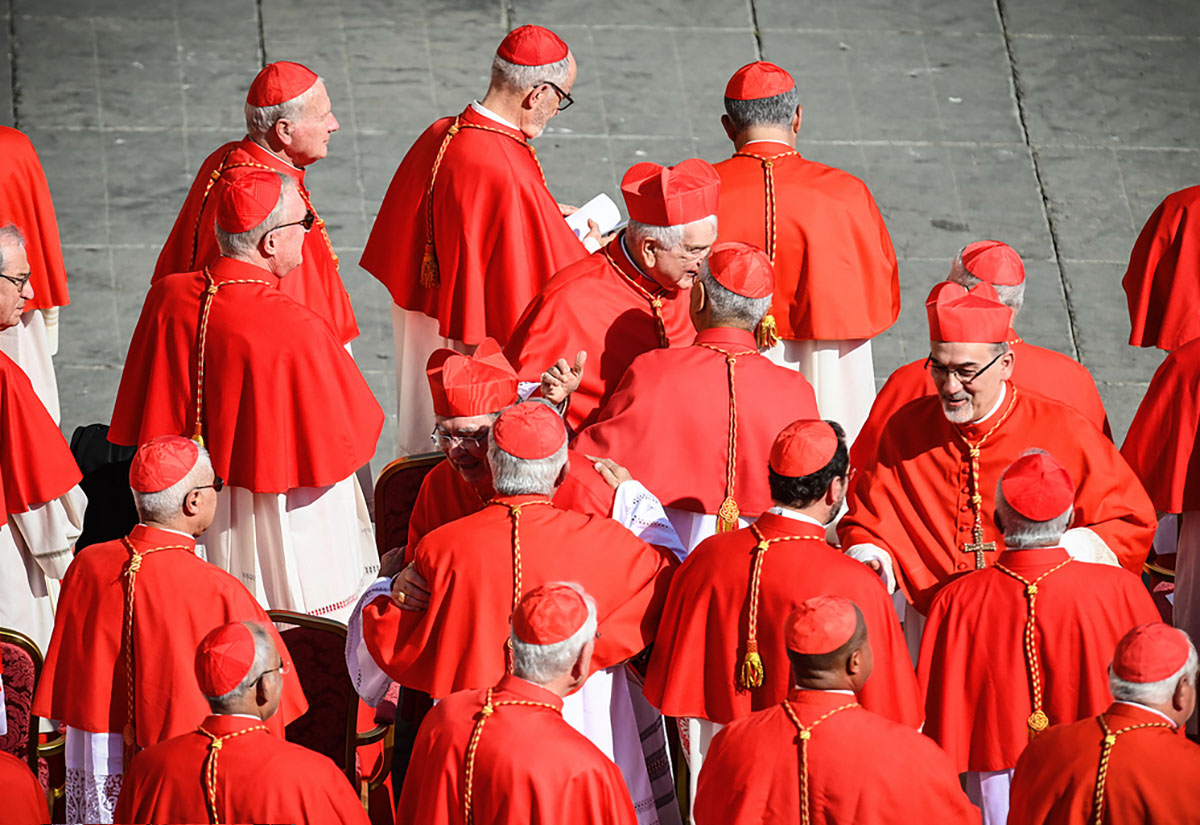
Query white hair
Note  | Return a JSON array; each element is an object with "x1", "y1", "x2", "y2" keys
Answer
[
  {"x1": 133, "y1": 445, "x2": 214, "y2": 523},
  {"x1": 487, "y1": 426, "x2": 568, "y2": 497},
  {"x1": 0, "y1": 223, "x2": 26, "y2": 271},
  {"x1": 626, "y1": 214, "x2": 717, "y2": 248},
  {"x1": 204, "y1": 622, "x2": 278, "y2": 709},
  {"x1": 993, "y1": 448, "x2": 1073, "y2": 548},
  {"x1": 1109, "y1": 638, "x2": 1199, "y2": 708},
  {"x1": 491, "y1": 54, "x2": 571, "y2": 93},
  {"x1": 696, "y1": 266, "x2": 772, "y2": 327},
  {"x1": 214, "y1": 173, "x2": 296, "y2": 258},
  {"x1": 948, "y1": 252, "x2": 1026, "y2": 315},
  {"x1": 510, "y1": 583, "x2": 598, "y2": 685},
  {"x1": 244, "y1": 78, "x2": 324, "y2": 140}
]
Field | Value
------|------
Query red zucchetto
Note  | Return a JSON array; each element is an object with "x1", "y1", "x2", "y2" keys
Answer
[
  {"x1": 492, "y1": 402, "x2": 566, "y2": 460},
  {"x1": 724, "y1": 61, "x2": 795, "y2": 100},
  {"x1": 785, "y1": 595, "x2": 859, "y2": 655},
  {"x1": 769, "y1": 419, "x2": 838, "y2": 478},
  {"x1": 246, "y1": 61, "x2": 319, "y2": 107},
  {"x1": 216, "y1": 169, "x2": 282, "y2": 234},
  {"x1": 512, "y1": 583, "x2": 590, "y2": 645},
  {"x1": 961, "y1": 240, "x2": 1025, "y2": 286},
  {"x1": 194, "y1": 622, "x2": 257, "y2": 697},
  {"x1": 1000, "y1": 451, "x2": 1074, "y2": 521},
  {"x1": 708, "y1": 241, "x2": 774, "y2": 298},
  {"x1": 1112, "y1": 622, "x2": 1191, "y2": 684},
  {"x1": 130, "y1": 435, "x2": 200, "y2": 494},
  {"x1": 496, "y1": 25, "x2": 569, "y2": 66}
]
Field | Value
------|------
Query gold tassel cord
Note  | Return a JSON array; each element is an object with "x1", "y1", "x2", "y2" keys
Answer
[
  {"x1": 755, "y1": 314, "x2": 779, "y2": 351},
  {"x1": 489, "y1": 498, "x2": 555, "y2": 674},
  {"x1": 1091, "y1": 715, "x2": 1174, "y2": 825},
  {"x1": 782, "y1": 701, "x2": 859, "y2": 825},
  {"x1": 952, "y1": 386, "x2": 1019, "y2": 569},
  {"x1": 697, "y1": 344, "x2": 756, "y2": 532},
  {"x1": 197, "y1": 723, "x2": 268, "y2": 825},
  {"x1": 603, "y1": 245, "x2": 671, "y2": 348}
]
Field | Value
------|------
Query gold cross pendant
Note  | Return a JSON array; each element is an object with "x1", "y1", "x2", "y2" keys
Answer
[{"x1": 961, "y1": 525, "x2": 995, "y2": 569}]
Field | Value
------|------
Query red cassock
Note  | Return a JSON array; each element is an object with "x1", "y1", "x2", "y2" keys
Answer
[
  {"x1": 573, "y1": 327, "x2": 818, "y2": 518},
  {"x1": 851, "y1": 337, "x2": 1111, "y2": 470},
  {"x1": 113, "y1": 714, "x2": 369, "y2": 825},
  {"x1": 713, "y1": 145, "x2": 898, "y2": 341},
  {"x1": 0, "y1": 749, "x2": 50, "y2": 825},
  {"x1": 363, "y1": 495, "x2": 674, "y2": 698},
  {"x1": 0, "y1": 351, "x2": 80, "y2": 524},
  {"x1": 693, "y1": 690, "x2": 980, "y2": 825},
  {"x1": 405, "y1": 450, "x2": 616, "y2": 559},
  {"x1": 839, "y1": 385, "x2": 1155, "y2": 612},
  {"x1": 917, "y1": 547, "x2": 1160, "y2": 773},
  {"x1": 397, "y1": 674, "x2": 636, "y2": 825},
  {"x1": 152, "y1": 136, "x2": 358, "y2": 344},
  {"x1": 0, "y1": 126, "x2": 69, "y2": 312},
  {"x1": 360, "y1": 106, "x2": 587, "y2": 346},
  {"x1": 1122, "y1": 184, "x2": 1200, "y2": 352},
  {"x1": 505, "y1": 234, "x2": 695, "y2": 432},
  {"x1": 1121, "y1": 337, "x2": 1200, "y2": 512},
  {"x1": 1008, "y1": 702, "x2": 1200, "y2": 825},
  {"x1": 32, "y1": 524, "x2": 307, "y2": 747},
  {"x1": 108, "y1": 256, "x2": 383, "y2": 493},
  {"x1": 642, "y1": 512, "x2": 921, "y2": 727}
]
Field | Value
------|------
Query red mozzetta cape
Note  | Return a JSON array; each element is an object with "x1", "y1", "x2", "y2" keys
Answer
[
  {"x1": 0, "y1": 351, "x2": 81, "y2": 526},
  {"x1": 152, "y1": 136, "x2": 358, "y2": 344},
  {"x1": 838, "y1": 386, "x2": 1155, "y2": 613},
  {"x1": 398, "y1": 674, "x2": 637, "y2": 825},
  {"x1": 1123, "y1": 184, "x2": 1200, "y2": 351},
  {"x1": 694, "y1": 690, "x2": 980, "y2": 825},
  {"x1": 1121, "y1": 337, "x2": 1200, "y2": 512},
  {"x1": 32, "y1": 524, "x2": 307, "y2": 746},
  {"x1": 360, "y1": 106, "x2": 586, "y2": 346},
  {"x1": 573, "y1": 327, "x2": 818, "y2": 517},
  {"x1": 714, "y1": 145, "x2": 898, "y2": 340},
  {"x1": 405, "y1": 450, "x2": 616, "y2": 560},
  {"x1": 851, "y1": 337, "x2": 1111, "y2": 470},
  {"x1": 0, "y1": 749, "x2": 50, "y2": 825},
  {"x1": 108, "y1": 256, "x2": 383, "y2": 493},
  {"x1": 1008, "y1": 702, "x2": 1200, "y2": 825},
  {"x1": 505, "y1": 234, "x2": 696, "y2": 432},
  {"x1": 917, "y1": 548, "x2": 1159, "y2": 773},
  {"x1": 114, "y1": 714, "x2": 369, "y2": 825},
  {"x1": 0, "y1": 126, "x2": 69, "y2": 311},
  {"x1": 642, "y1": 512, "x2": 920, "y2": 727},
  {"x1": 363, "y1": 496, "x2": 674, "y2": 698}
]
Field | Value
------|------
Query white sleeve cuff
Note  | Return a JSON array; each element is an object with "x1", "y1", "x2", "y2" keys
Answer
[
  {"x1": 845, "y1": 543, "x2": 897, "y2": 594},
  {"x1": 1060, "y1": 527, "x2": 1120, "y2": 567},
  {"x1": 343, "y1": 577, "x2": 396, "y2": 707},
  {"x1": 611, "y1": 480, "x2": 687, "y2": 562},
  {"x1": 583, "y1": 236, "x2": 602, "y2": 254}
]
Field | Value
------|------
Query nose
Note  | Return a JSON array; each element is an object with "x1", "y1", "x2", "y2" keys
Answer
[
  {"x1": 328, "y1": 112, "x2": 340, "y2": 132},
  {"x1": 20, "y1": 280, "x2": 34, "y2": 301}
]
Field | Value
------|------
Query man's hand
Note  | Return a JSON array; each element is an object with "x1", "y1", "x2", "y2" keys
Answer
[
  {"x1": 588, "y1": 455, "x2": 633, "y2": 490},
  {"x1": 541, "y1": 351, "x2": 587, "y2": 404},
  {"x1": 558, "y1": 202, "x2": 579, "y2": 217},
  {"x1": 863, "y1": 558, "x2": 884, "y2": 575},
  {"x1": 584, "y1": 217, "x2": 602, "y2": 247},
  {"x1": 390, "y1": 562, "x2": 431, "y2": 611},
  {"x1": 379, "y1": 546, "x2": 406, "y2": 579}
]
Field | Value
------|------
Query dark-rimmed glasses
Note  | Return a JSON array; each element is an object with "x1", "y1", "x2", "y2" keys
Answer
[
  {"x1": 0, "y1": 272, "x2": 31, "y2": 291},
  {"x1": 538, "y1": 80, "x2": 574, "y2": 111},
  {"x1": 924, "y1": 351, "x2": 1005, "y2": 385},
  {"x1": 190, "y1": 476, "x2": 225, "y2": 494},
  {"x1": 430, "y1": 428, "x2": 489, "y2": 449},
  {"x1": 257, "y1": 660, "x2": 290, "y2": 682},
  {"x1": 266, "y1": 209, "x2": 316, "y2": 235}
]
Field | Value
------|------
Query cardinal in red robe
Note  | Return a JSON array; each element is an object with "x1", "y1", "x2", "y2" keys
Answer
[
  {"x1": 694, "y1": 596, "x2": 978, "y2": 824},
  {"x1": 398, "y1": 583, "x2": 636, "y2": 825},
  {"x1": 1122, "y1": 184, "x2": 1200, "y2": 352},
  {"x1": 852, "y1": 240, "x2": 1110, "y2": 471},
  {"x1": 839, "y1": 280, "x2": 1154, "y2": 617},
  {"x1": 715, "y1": 61, "x2": 898, "y2": 444},
  {"x1": 918, "y1": 451, "x2": 1160, "y2": 825},
  {"x1": 153, "y1": 61, "x2": 356, "y2": 345},
  {"x1": 0, "y1": 750, "x2": 49, "y2": 825},
  {"x1": 574, "y1": 242, "x2": 817, "y2": 548},
  {"x1": 506, "y1": 158, "x2": 722, "y2": 432},
  {"x1": 114, "y1": 621, "x2": 367, "y2": 825},
  {"x1": 1008, "y1": 623, "x2": 1200, "y2": 824}
]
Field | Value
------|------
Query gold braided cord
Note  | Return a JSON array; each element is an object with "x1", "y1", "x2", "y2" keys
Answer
[
  {"x1": 192, "y1": 270, "x2": 273, "y2": 446},
  {"x1": 695, "y1": 343, "x2": 757, "y2": 532},
  {"x1": 731, "y1": 149, "x2": 797, "y2": 264},
  {"x1": 603, "y1": 244, "x2": 670, "y2": 348},
  {"x1": 1092, "y1": 715, "x2": 1175, "y2": 824},
  {"x1": 782, "y1": 700, "x2": 859, "y2": 825},
  {"x1": 952, "y1": 386, "x2": 1020, "y2": 569},
  {"x1": 488, "y1": 498, "x2": 555, "y2": 673},
  {"x1": 197, "y1": 723, "x2": 269, "y2": 825},
  {"x1": 993, "y1": 558, "x2": 1074, "y2": 738},
  {"x1": 462, "y1": 686, "x2": 562, "y2": 824}
]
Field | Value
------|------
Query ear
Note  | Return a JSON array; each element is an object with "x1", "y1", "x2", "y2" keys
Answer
[
  {"x1": 1173, "y1": 675, "x2": 1192, "y2": 712},
  {"x1": 554, "y1": 462, "x2": 569, "y2": 488},
  {"x1": 693, "y1": 280, "x2": 708, "y2": 312},
  {"x1": 522, "y1": 85, "x2": 543, "y2": 112},
  {"x1": 633, "y1": 234, "x2": 658, "y2": 270},
  {"x1": 791, "y1": 105, "x2": 803, "y2": 135},
  {"x1": 570, "y1": 640, "x2": 592, "y2": 682},
  {"x1": 259, "y1": 226, "x2": 279, "y2": 258},
  {"x1": 255, "y1": 674, "x2": 271, "y2": 708},
  {"x1": 272, "y1": 117, "x2": 294, "y2": 149},
  {"x1": 993, "y1": 509, "x2": 1005, "y2": 533},
  {"x1": 720, "y1": 114, "x2": 737, "y2": 142},
  {"x1": 825, "y1": 474, "x2": 846, "y2": 507},
  {"x1": 845, "y1": 646, "x2": 862, "y2": 676},
  {"x1": 181, "y1": 488, "x2": 202, "y2": 518}
]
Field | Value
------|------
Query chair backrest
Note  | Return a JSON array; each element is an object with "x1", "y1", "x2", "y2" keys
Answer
[
  {"x1": 374, "y1": 452, "x2": 445, "y2": 557},
  {"x1": 267, "y1": 611, "x2": 358, "y2": 784},
  {"x1": 1, "y1": 628, "x2": 44, "y2": 774}
]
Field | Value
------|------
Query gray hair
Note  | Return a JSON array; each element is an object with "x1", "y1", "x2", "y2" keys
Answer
[
  {"x1": 244, "y1": 78, "x2": 324, "y2": 140},
  {"x1": 0, "y1": 223, "x2": 26, "y2": 271},
  {"x1": 1109, "y1": 638, "x2": 1199, "y2": 708},
  {"x1": 511, "y1": 583, "x2": 598, "y2": 685},
  {"x1": 723, "y1": 87, "x2": 799, "y2": 131},
  {"x1": 214, "y1": 173, "x2": 296, "y2": 258},
  {"x1": 487, "y1": 425, "x2": 568, "y2": 497},
  {"x1": 626, "y1": 215, "x2": 718, "y2": 250},
  {"x1": 993, "y1": 449, "x2": 1072, "y2": 548},
  {"x1": 205, "y1": 622, "x2": 278, "y2": 710},
  {"x1": 696, "y1": 265, "x2": 772, "y2": 327},
  {"x1": 491, "y1": 54, "x2": 571, "y2": 93},
  {"x1": 947, "y1": 253, "x2": 1026, "y2": 316},
  {"x1": 133, "y1": 444, "x2": 214, "y2": 523}
]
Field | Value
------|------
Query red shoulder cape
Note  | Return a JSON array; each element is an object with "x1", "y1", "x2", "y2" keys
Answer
[
  {"x1": 1123, "y1": 184, "x2": 1200, "y2": 351},
  {"x1": 0, "y1": 749, "x2": 50, "y2": 825},
  {"x1": 108, "y1": 256, "x2": 382, "y2": 492},
  {"x1": 0, "y1": 126, "x2": 69, "y2": 311}
]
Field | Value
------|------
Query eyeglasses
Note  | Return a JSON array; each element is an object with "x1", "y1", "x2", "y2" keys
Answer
[
  {"x1": 265, "y1": 209, "x2": 316, "y2": 235},
  {"x1": 430, "y1": 428, "x2": 489, "y2": 449},
  {"x1": 673, "y1": 243, "x2": 712, "y2": 263},
  {"x1": 190, "y1": 476, "x2": 225, "y2": 494},
  {"x1": 537, "y1": 80, "x2": 574, "y2": 111},
  {"x1": 257, "y1": 661, "x2": 290, "y2": 682},
  {"x1": 924, "y1": 351, "x2": 1006, "y2": 385},
  {"x1": 0, "y1": 272, "x2": 31, "y2": 291}
]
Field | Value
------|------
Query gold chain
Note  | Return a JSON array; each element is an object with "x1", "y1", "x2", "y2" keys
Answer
[
  {"x1": 952, "y1": 386, "x2": 1020, "y2": 568},
  {"x1": 488, "y1": 498, "x2": 555, "y2": 673},
  {"x1": 782, "y1": 700, "x2": 859, "y2": 825},
  {"x1": 695, "y1": 343, "x2": 757, "y2": 532},
  {"x1": 1092, "y1": 714, "x2": 1175, "y2": 824},
  {"x1": 197, "y1": 723, "x2": 269, "y2": 825}
]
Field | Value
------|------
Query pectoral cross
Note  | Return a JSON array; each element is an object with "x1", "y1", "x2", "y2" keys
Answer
[{"x1": 961, "y1": 525, "x2": 995, "y2": 569}]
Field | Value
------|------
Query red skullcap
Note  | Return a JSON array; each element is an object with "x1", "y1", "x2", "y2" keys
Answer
[
  {"x1": 925, "y1": 281, "x2": 1013, "y2": 343},
  {"x1": 1000, "y1": 451, "x2": 1074, "y2": 521},
  {"x1": 961, "y1": 240, "x2": 1026, "y2": 286},
  {"x1": 621, "y1": 158, "x2": 721, "y2": 227},
  {"x1": 246, "y1": 61, "x2": 319, "y2": 107},
  {"x1": 724, "y1": 61, "x2": 795, "y2": 100},
  {"x1": 130, "y1": 435, "x2": 200, "y2": 494},
  {"x1": 1112, "y1": 623, "x2": 1191, "y2": 684},
  {"x1": 194, "y1": 622, "x2": 258, "y2": 697},
  {"x1": 708, "y1": 242, "x2": 774, "y2": 298},
  {"x1": 770, "y1": 419, "x2": 838, "y2": 478},
  {"x1": 512, "y1": 583, "x2": 589, "y2": 645},
  {"x1": 216, "y1": 169, "x2": 283, "y2": 233},
  {"x1": 496, "y1": 25, "x2": 569, "y2": 66},
  {"x1": 785, "y1": 595, "x2": 859, "y2": 655},
  {"x1": 426, "y1": 338, "x2": 519, "y2": 417},
  {"x1": 493, "y1": 403, "x2": 566, "y2": 460}
]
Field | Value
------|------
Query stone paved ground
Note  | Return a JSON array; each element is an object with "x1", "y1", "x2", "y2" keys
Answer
[{"x1": 3, "y1": 0, "x2": 1198, "y2": 462}]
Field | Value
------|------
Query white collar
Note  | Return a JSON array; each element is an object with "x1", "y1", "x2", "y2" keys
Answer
[
  {"x1": 793, "y1": 687, "x2": 856, "y2": 696},
  {"x1": 247, "y1": 136, "x2": 302, "y2": 171},
  {"x1": 618, "y1": 233, "x2": 653, "y2": 280},
  {"x1": 766, "y1": 506, "x2": 826, "y2": 528},
  {"x1": 138, "y1": 523, "x2": 195, "y2": 540},
  {"x1": 741, "y1": 138, "x2": 793, "y2": 149},
  {"x1": 973, "y1": 381, "x2": 1007, "y2": 423},
  {"x1": 470, "y1": 100, "x2": 520, "y2": 132},
  {"x1": 1112, "y1": 701, "x2": 1177, "y2": 726}
]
